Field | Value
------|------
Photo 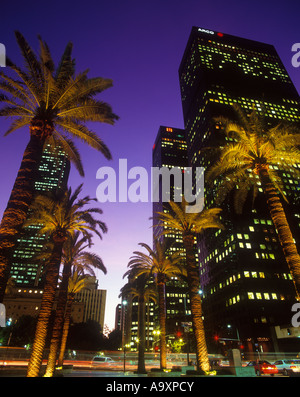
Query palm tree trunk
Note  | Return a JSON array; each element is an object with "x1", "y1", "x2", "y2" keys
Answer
[
  {"x1": 57, "y1": 295, "x2": 73, "y2": 367},
  {"x1": 27, "y1": 239, "x2": 64, "y2": 377},
  {"x1": 183, "y1": 233, "x2": 210, "y2": 372},
  {"x1": 260, "y1": 169, "x2": 300, "y2": 299},
  {"x1": 0, "y1": 129, "x2": 46, "y2": 302},
  {"x1": 157, "y1": 280, "x2": 167, "y2": 370},
  {"x1": 44, "y1": 262, "x2": 71, "y2": 377},
  {"x1": 137, "y1": 294, "x2": 147, "y2": 374},
  {"x1": 125, "y1": 294, "x2": 133, "y2": 346}
]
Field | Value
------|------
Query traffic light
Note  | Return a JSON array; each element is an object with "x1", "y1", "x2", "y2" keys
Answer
[{"x1": 176, "y1": 331, "x2": 182, "y2": 338}]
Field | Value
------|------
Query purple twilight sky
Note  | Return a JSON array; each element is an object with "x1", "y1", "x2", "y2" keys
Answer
[{"x1": 0, "y1": 0, "x2": 299, "y2": 330}]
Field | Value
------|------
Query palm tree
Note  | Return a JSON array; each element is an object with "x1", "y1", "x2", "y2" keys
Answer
[
  {"x1": 0, "y1": 32, "x2": 117, "y2": 301},
  {"x1": 155, "y1": 200, "x2": 223, "y2": 372},
  {"x1": 126, "y1": 240, "x2": 186, "y2": 369},
  {"x1": 57, "y1": 265, "x2": 96, "y2": 368},
  {"x1": 206, "y1": 104, "x2": 300, "y2": 299},
  {"x1": 44, "y1": 232, "x2": 106, "y2": 377},
  {"x1": 25, "y1": 185, "x2": 107, "y2": 377},
  {"x1": 121, "y1": 273, "x2": 154, "y2": 374}
]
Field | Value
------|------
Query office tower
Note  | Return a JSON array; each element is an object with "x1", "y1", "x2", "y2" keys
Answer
[
  {"x1": 10, "y1": 143, "x2": 70, "y2": 287},
  {"x1": 179, "y1": 27, "x2": 300, "y2": 353},
  {"x1": 152, "y1": 126, "x2": 194, "y2": 338},
  {"x1": 75, "y1": 278, "x2": 106, "y2": 330}
]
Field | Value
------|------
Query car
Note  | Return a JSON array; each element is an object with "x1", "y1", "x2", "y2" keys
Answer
[
  {"x1": 273, "y1": 359, "x2": 300, "y2": 376},
  {"x1": 91, "y1": 356, "x2": 115, "y2": 366},
  {"x1": 246, "y1": 360, "x2": 278, "y2": 376}
]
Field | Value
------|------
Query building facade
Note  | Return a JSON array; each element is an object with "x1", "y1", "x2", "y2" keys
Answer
[
  {"x1": 75, "y1": 278, "x2": 106, "y2": 331},
  {"x1": 152, "y1": 126, "x2": 194, "y2": 342},
  {"x1": 178, "y1": 27, "x2": 300, "y2": 353},
  {"x1": 3, "y1": 287, "x2": 84, "y2": 324},
  {"x1": 10, "y1": 143, "x2": 70, "y2": 287}
]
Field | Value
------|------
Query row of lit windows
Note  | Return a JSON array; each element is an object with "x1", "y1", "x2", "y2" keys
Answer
[
  {"x1": 247, "y1": 292, "x2": 283, "y2": 300},
  {"x1": 207, "y1": 91, "x2": 300, "y2": 121},
  {"x1": 197, "y1": 39, "x2": 289, "y2": 82},
  {"x1": 218, "y1": 271, "x2": 266, "y2": 291},
  {"x1": 205, "y1": 38, "x2": 279, "y2": 60},
  {"x1": 202, "y1": 234, "x2": 277, "y2": 265},
  {"x1": 226, "y1": 291, "x2": 284, "y2": 307},
  {"x1": 206, "y1": 270, "x2": 292, "y2": 297}
]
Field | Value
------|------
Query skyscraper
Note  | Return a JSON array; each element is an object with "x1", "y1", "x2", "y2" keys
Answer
[
  {"x1": 152, "y1": 126, "x2": 194, "y2": 338},
  {"x1": 10, "y1": 143, "x2": 70, "y2": 287},
  {"x1": 178, "y1": 27, "x2": 300, "y2": 353}
]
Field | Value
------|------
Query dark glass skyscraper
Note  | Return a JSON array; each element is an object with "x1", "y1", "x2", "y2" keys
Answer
[
  {"x1": 152, "y1": 126, "x2": 195, "y2": 339},
  {"x1": 10, "y1": 143, "x2": 70, "y2": 287},
  {"x1": 178, "y1": 27, "x2": 300, "y2": 353}
]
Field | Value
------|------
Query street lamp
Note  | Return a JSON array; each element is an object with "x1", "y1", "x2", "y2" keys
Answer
[
  {"x1": 121, "y1": 300, "x2": 127, "y2": 347},
  {"x1": 153, "y1": 330, "x2": 160, "y2": 350},
  {"x1": 227, "y1": 324, "x2": 240, "y2": 341},
  {"x1": 123, "y1": 343, "x2": 130, "y2": 373},
  {"x1": 121, "y1": 300, "x2": 128, "y2": 372}
]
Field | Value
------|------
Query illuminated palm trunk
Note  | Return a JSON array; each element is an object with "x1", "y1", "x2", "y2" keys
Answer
[
  {"x1": 259, "y1": 168, "x2": 300, "y2": 300},
  {"x1": 183, "y1": 233, "x2": 210, "y2": 372},
  {"x1": 136, "y1": 274, "x2": 147, "y2": 374},
  {"x1": 137, "y1": 292, "x2": 146, "y2": 374},
  {"x1": 27, "y1": 238, "x2": 64, "y2": 377},
  {"x1": 157, "y1": 277, "x2": 167, "y2": 369},
  {"x1": 0, "y1": 120, "x2": 53, "y2": 302},
  {"x1": 44, "y1": 261, "x2": 71, "y2": 377},
  {"x1": 57, "y1": 294, "x2": 74, "y2": 367}
]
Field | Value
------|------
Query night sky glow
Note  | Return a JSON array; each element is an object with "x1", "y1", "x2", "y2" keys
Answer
[{"x1": 0, "y1": 0, "x2": 299, "y2": 330}]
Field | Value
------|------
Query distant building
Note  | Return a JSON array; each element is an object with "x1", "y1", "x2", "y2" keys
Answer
[
  {"x1": 75, "y1": 278, "x2": 106, "y2": 330},
  {"x1": 3, "y1": 287, "x2": 84, "y2": 323}
]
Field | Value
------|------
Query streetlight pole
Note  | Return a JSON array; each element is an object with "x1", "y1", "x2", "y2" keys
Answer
[{"x1": 121, "y1": 300, "x2": 127, "y2": 373}]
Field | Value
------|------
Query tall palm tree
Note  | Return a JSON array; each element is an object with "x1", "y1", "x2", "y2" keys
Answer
[
  {"x1": 206, "y1": 104, "x2": 300, "y2": 299},
  {"x1": 126, "y1": 240, "x2": 186, "y2": 369},
  {"x1": 44, "y1": 232, "x2": 106, "y2": 377},
  {"x1": 121, "y1": 272, "x2": 153, "y2": 374},
  {"x1": 57, "y1": 265, "x2": 96, "y2": 368},
  {"x1": 0, "y1": 32, "x2": 117, "y2": 301},
  {"x1": 155, "y1": 200, "x2": 223, "y2": 372},
  {"x1": 25, "y1": 185, "x2": 107, "y2": 377}
]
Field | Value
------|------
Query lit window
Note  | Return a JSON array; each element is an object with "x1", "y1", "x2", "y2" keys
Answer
[{"x1": 248, "y1": 292, "x2": 255, "y2": 299}]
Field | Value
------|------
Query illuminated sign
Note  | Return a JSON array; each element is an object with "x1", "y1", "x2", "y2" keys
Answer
[{"x1": 198, "y1": 28, "x2": 215, "y2": 35}]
